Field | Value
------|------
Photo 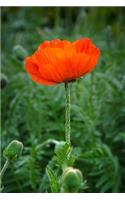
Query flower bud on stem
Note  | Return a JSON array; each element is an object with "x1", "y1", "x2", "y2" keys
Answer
[
  {"x1": 0, "y1": 140, "x2": 23, "y2": 191},
  {"x1": 61, "y1": 167, "x2": 83, "y2": 192}
]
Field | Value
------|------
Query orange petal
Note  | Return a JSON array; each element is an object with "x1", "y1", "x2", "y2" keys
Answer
[
  {"x1": 39, "y1": 39, "x2": 63, "y2": 50},
  {"x1": 73, "y1": 38, "x2": 98, "y2": 55},
  {"x1": 30, "y1": 76, "x2": 57, "y2": 85},
  {"x1": 25, "y1": 57, "x2": 57, "y2": 85},
  {"x1": 39, "y1": 40, "x2": 51, "y2": 50},
  {"x1": 71, "y1": 50, "x2": 100, "y2": 78},
  {"x1": 71, "y1": 52, "x2": 90, "y2": 78},
  {"x1": 34, "y1": 47, "x2": 75, "y2": 83},
  {"x1": 33, "y1": 48, "x2": 64, "y2": 82},
  {"x1": 39, "y1": 39, "x2": 72, "y2": 50}
]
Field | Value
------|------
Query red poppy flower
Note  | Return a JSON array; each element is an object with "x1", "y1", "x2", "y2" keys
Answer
[{"x1": 25, "y1": 38, "x2": 100, "y2": 86}]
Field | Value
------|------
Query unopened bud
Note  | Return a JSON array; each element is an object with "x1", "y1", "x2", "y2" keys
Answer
[
  {"x1": 3, "y1": 140, "x2": 23, "y2": 160},
  {"x1": 13, "y1": 45, "x2": 28, "y2": 61},
  {"x1": 61, "y1": 167, "x2": 83, "y2": 192}
]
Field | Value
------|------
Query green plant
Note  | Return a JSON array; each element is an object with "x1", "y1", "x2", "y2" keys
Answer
[{"x1": 1, "y1": 7, "x2": 125, "y2": 193}]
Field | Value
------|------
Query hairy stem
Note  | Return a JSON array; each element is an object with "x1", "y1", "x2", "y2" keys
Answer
[
  {"x1": 0, "y1": 159, "x2": 9, "y2": 178},
  {"x1": 65, "y1": 82, "x2": 71, "y2": 145},
  {"x1": 36, "y1": 139, "x2": 59, "y2": 150},
  {"x1": 0, "y1": 159, "x2": 9, "y2": 191}
]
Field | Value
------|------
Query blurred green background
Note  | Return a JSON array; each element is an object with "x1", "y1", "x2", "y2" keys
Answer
[{"x1": 1, "y1": 7, "x2": 125, "y2": 192}]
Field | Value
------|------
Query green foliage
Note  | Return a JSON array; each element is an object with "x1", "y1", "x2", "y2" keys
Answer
[
  {"x1": 54, "y1": 143, "x2": 75, "y2": 168},
  {"x1": 1, "y1": 7, "x2": 125, "y2": 192},
  {"x1": 46, "y1": 167, "x2": 59, "y2": 192},
  {"x1": 80, "y1": 143, "x2": 121, "y2": 192}
]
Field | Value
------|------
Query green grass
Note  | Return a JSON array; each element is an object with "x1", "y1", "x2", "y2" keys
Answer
[{"x1": 1, "y1": 7, "x2": 125, "y2": 192}]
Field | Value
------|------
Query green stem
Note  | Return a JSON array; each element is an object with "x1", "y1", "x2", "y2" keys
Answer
[
  {"x1": 36, "y1": 139, "x2": 59, "y2": 150},
  {"x1": 0, "y1": 159, "x2": 9, "y2": 178},
  {"x1": 65, "y1": 82, "x2": 71, "y2": 145},
  {"x1": 0, "y1": 159, "x2": 9, "y2": 191}
]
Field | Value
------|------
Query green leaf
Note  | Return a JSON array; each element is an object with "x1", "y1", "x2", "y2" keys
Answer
[
  {"x1": 100, "y1": 181, "x2": 114, "y2": 193},
  {"x1": 54, "y1": 143, "x2": 75, "y2": 168},
  {"x1": 96, "y1": 173, "x2": 111, "y2": 188},
  {"x1": 46, "y1": 167, "x2": 59, "y2": 193}
]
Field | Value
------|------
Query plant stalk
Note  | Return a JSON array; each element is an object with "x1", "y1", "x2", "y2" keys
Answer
[
  {"x1": 0, "y1": 159, "x2": 9, "y2": 191},
  {"x1": 65, "y1": 82, "x2": 71, "y2": 145}
]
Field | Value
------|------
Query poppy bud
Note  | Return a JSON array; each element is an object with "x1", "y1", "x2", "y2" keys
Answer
[
  {"x1": 3, "y1": 140, "x2": 23, "y2": 160},
  {"x1": 13, "y1": 45, "x2": 28, "y2": 61},
  {"x1": 61, "y1": 167, "x2": 83, "y2": 192}
]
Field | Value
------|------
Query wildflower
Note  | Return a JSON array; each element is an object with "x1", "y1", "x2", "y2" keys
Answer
[{"x1": 25, "y1": 38, "x2": 100, "y2": 86}]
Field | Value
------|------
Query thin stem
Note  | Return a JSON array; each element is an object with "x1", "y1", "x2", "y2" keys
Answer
[
  {"x1": 0, "y1": 159, "x2": 9, "y2": 178},
  {"x1": 65, "y1": 82, "x2": 71, "y2": 145},
  {"x1": 36, "y1": 139, "x2": 59, "y2": 150},
  {"x1": 0, "y1": 159, "x2": 9, "y2": 191}
]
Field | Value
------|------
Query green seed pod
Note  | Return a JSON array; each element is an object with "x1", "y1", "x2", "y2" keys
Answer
[
  {"x1": 54, "y1": 141, "x2": 66, "y2": 153},
  {"x1": 3, "y1": 140, "x2": 23, "y2": 160},
  {"x1": 61, "y1": 167, "x2": 83, "y2": 192},
  {"x1": 13, "y1": 45, "x2": 28, "y2": 61}
]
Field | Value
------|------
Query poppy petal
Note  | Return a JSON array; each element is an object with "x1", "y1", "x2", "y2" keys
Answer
[
  {"x1": 25, "y1": 57, "x2": 57, "y2": 85},
  {"x1": 73, "y1": 38, "x2": 99, "y2": 55}
]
